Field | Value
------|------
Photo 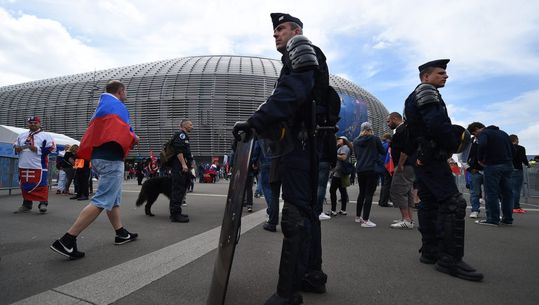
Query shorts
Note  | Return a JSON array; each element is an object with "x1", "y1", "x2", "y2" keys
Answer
[
  {"x1": 90, "y1": 159, "x2": 124, "y2": 211},
  {"x1": 390, "y1": 165, "x2": 415, "y2": 209}
]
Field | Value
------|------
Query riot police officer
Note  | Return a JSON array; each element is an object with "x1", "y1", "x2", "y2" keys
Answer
[
  {"x1": 233, "y1": 13, "x2": 329, "y2": 305},
  {"x1": 169, "y1": 119, "x2": 193, "y2": 223},
  {"x1": 404, "y1": 59, "x2": 483, "y2": 281}
]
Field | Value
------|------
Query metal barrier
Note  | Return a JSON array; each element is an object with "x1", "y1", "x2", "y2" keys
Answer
[
  {"x1": 456, "y1": 166, "x2": 539, "y2": 202},
  {"x1": 0, "y1": 156, "x2": 58, "y2": 195},
  {"x1": 0, "y1": 156, "x2": 19, "y2": 195}
]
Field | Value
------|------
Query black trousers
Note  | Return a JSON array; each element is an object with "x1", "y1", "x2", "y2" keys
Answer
[
  {"x1": 75, "y1": 167, "x2": 90, "y2": 197},
  {"x1": 170, "y1": 160, "x2": 190, "y2": 216}
]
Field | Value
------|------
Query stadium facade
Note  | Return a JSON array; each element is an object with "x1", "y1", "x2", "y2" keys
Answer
[{"x1": 0, "y1": 55, "x2": 389, "y2": 160}]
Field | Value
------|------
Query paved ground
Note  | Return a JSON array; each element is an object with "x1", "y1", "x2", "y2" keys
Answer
[{"x1": 1, "y1": 179, "x2": 538, "y2": 305}]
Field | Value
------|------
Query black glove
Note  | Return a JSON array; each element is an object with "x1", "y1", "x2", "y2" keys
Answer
[{"x1": 232, "y1": 121, "x2": 253, "y2": 142}]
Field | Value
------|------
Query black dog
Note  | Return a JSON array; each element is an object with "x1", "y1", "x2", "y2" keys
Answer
[{"x1": 135, "y1": 176, "x2": 171, "y2": 216}]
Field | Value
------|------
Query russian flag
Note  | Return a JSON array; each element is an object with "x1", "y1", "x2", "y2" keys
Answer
[{"x1": 77, "y1": 93, "x2": 137, "y2": 160}]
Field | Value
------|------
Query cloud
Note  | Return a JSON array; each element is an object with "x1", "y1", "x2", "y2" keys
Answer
[
  {"x1": 448, "y1": 88, "x2": 539, "y2": 153},
  {"x1": 0, "y1": 7, "x2": 114, "y2": 85}
]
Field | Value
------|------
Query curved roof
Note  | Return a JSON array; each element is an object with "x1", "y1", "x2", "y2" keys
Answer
[{"x1": 0, "y1": 55, "x2": 389, "y2": 158}]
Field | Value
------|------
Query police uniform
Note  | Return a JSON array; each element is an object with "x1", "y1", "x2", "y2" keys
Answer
[
  {"x1": 233, "y1": 13, "x2": 329, "y2": 305},
  {"x1": 404, "y1": 59, "x2": 483, "y2": 281},
  {"x1": 169, "y1": 129, "x2": 193, "y2": 222}
]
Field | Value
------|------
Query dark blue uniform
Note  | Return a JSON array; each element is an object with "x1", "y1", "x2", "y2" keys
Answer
[
  {"x1": 169, "y1": 130, "x2": 192, "y2": 220},
  {"x1": 404, "y1": 82, "x2": 478, "y2": 278},
  {"x1": 247, "y1": 46, "x2": 328, "y2": 302}
]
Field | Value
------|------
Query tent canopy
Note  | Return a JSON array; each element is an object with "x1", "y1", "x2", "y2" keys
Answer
[{"x1": 0, "y1": 125, "x2": 80, "y2": 146}]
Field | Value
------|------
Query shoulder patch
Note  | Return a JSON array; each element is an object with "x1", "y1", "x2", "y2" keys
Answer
[
  {"x1": 414, "y1": 84, "x2": 440, "y2": 107},
  {"x1": 179, "y1": 133, "x2": 186, "y2": 140}
]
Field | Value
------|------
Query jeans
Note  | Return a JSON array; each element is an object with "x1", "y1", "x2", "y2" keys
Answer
[
  {"x1": 483, "y1": 162, "x2": 513, "y2": 224},
  {"x1": 259, "y1": 166, "x2": 272, "y2": 213},
  {"x1": 511, "y1": 169, "x2": 524, "y2": 209},
  {"x1": 469, "y1": 171, "x2": 484, "y2": 212},
  {"x1": 255, "y1": 172, "x2": 263, "y2": 194},
  {"x1": 57, "y1": 169, "x2": 66, "y2": 191},
  {"x1": 316, "y1": 161, "x2": 330, "y2": 215}
]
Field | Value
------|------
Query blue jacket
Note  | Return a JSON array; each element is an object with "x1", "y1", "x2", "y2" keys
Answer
[
  {"x1": 477, "y1": 125, "x2": 513, "y2": 166},
  {"x1": 353, "y1": 135, "x2": 385, "y2": 173}
]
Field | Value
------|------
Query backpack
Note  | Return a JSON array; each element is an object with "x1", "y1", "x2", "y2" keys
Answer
[{"x1": 159, "y1": 133, "x2": 178, "y2": 165}]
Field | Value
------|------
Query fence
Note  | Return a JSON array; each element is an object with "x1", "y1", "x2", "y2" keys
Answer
[
  {"x1": 0, "y1": 156, "x2": 57, "y2": 195},
  {"x1": 455, "y1": 167, "x2": 539, "y2": 202}
]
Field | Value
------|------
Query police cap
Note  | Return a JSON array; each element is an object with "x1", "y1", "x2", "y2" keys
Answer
[
  {"x1": 418, "y1": 59, "x2": 450, "y2": 72},
  {"x1": 271, "y1": 13, "x2": 303, "y2": 29}
]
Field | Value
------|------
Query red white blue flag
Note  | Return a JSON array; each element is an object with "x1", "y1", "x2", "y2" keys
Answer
[
  {"x1": 19, "y1": 168, "x2": 49, "y2": 202},
  {"x1": 77, "y1": 93, "x2": 137, "y2": 160}
]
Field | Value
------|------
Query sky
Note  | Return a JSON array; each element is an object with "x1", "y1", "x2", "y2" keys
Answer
[{"x1": 1, "y1": 0, "x2": 538, "y2": 154}]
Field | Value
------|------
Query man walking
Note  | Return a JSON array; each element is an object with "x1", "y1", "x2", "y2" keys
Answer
[
  {"x1": 50, "y1": 80, "x2": 139, "y2": 259},
  {"x1": 14, "y1": 116, "x2": 56, "y2": 213}
]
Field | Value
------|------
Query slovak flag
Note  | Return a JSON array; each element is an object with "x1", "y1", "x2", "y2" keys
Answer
[
  {"x1": 77, "y1": 93, "x2": 137, "y2": 160},
  {"x1": 19, "y1": 168, "x2": 49, "y2": 202}
]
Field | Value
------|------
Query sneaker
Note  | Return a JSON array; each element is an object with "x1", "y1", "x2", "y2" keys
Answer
[
  {"x1": 56, "y1": 190, "x2": 62, "y2": 194},
  {"x1": 50, "y1": 240, "x2": 85, "y2": 260},
  {"x1": 319, "y1": 212, "x2": 331, "y2": 220},
  {"x1": 326, "y1": 210, "x2": 338, "y2": 217},
  {"x1": 479, "y1": 198, "x2": 485, "y2": 205},
  {"x1": 14, "y1": 206, "x2": 31, "y2": 214},
  {"x1": 361, "y1": 219, "x2": 376, "y2": 228},
  {"x1": 512, "y1": 208, "x2": 526, "y2": 214},
  {"x1": 475, "y1": 220, "x2": 498, "y2": 226},
  {"x1": 170, "y1": 214, "x2": 190, "y2": 223},
  {"x1": 338, "y1": 210, "x2": 347, "y2": 216},
  {"x1": 114, "y1": 232, "x2": 138, "y2": 245},
  {"x1": 469, "y1": 211, "x2": 479, "y2": 219},
  {"x1": 355, "y1": 217, "x2": 364, "y2": 223},
  {"x1": 38, "y1": 203, "x2": 47, "y2": 213},
  {"x1": 390, "y1": 220, "x2": 413, "y2": 229},
  {"x1": 263, "y1": 223, "x2": 277, "y2": 232},
  {"x1": 77, "y1": 196, "x2": 89, "y2": 201},
  {"x1": 247, "y1": 206, "x2": 253, "y2": 213}
]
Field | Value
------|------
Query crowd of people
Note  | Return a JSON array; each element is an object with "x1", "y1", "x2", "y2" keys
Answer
[{"x1": 10, "y1": 11, "x2": 537, "y2": 305}]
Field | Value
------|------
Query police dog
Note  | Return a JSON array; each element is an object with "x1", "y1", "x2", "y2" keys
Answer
[{"x1": 135, "y1": 176, "x2": 171, "y2": 216}]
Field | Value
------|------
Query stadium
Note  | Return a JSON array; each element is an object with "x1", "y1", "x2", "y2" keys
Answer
[{"x1": 0, "y1": 55, "x2": 389, "y2": 160}]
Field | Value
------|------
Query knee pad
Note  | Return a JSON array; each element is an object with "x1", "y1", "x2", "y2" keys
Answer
[
  {"x1": 440, "y1": 193, "x2": 467, "y2": 219},
  {"x1": 281, "y1": 202, "x2": 306, "y2": 238}
]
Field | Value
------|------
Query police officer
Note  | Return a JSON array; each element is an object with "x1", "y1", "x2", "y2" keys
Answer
[
  {"x1": 404, "y1": 59, "x2": 483, "y2": 281},
  {"x1": 169, "y1": 119, "x2": 193, "y2": 223},
  {"x1": 233, "y1": 13, "x2": 329, "y2": 305}
]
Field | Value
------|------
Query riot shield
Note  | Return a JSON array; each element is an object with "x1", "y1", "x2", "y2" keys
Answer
[{"x1": 207, "y1": 137, "x2": 254, "y2": 305}]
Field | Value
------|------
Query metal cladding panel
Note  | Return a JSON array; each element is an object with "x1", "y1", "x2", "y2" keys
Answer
[{"x1": 0, "y1": 55, "x2": 389, "y2": 159}]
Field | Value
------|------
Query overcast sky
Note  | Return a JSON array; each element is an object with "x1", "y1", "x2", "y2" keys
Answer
[{"x1": 1, "y1": 0, "x2": 538, "y2": 154}]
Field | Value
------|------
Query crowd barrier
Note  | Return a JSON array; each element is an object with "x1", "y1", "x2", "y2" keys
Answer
[{"x1": 0, "y1": 156, "x2": 57, "y2": 194}]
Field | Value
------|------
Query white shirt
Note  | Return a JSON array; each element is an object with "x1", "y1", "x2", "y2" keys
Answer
[{"x1": 16, "y1": 130, "x2": 55, "y2": 169}]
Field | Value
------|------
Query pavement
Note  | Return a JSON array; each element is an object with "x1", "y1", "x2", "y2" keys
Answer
[{"x1": 1, "y1": 179, "x2": 539, "y2": 305}]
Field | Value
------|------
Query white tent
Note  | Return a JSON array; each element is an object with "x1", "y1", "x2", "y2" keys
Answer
[{"x1": 0, "y1": 125, "x2": 80, "y2": 146}]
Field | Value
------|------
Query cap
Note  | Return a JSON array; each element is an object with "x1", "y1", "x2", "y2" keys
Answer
[
  {"x1": 361, "y1": 122, "x2": 373, "y2": 132},
  {"x1": 337, "y1": 136, "x2": 349, "y2": 142},
  {"x1": 270, "y1": 13, "x2": 303, "y2": 29},
  {"x1": 418, "y1": 59, "x2": 450, "y2": 72},
  {"x1": 27, "y1": 116, "x2": 41, "y2": 123}
]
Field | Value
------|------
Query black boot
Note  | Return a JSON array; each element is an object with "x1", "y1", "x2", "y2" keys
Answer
[
  {"x1": 264, "y1": 293, "x2": 303, "y2": 305},
  {"x1": 301, "y1": 270, "x2": 327, "y2": 293},
  {"x1": 435, "y1": 256, "x2": 483, "y2": 281},
  {"x1": 265, "y1": 203, "x2": 309, "y2": 305}
]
